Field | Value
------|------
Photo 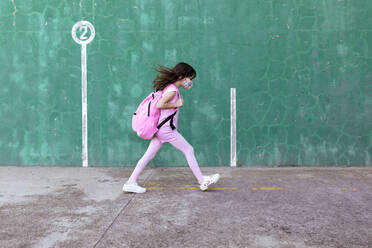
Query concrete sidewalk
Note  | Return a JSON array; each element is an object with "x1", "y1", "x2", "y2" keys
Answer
[{"x1": 1, "y1": 166, "x2": 372, "y2": 248}]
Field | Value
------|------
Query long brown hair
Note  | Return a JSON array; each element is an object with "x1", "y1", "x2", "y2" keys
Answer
[{"x1": 153, "y1": 62, "x2": 196, "y2": 91}]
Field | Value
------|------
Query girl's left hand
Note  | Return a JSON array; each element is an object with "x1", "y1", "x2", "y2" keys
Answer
[{"x1": 176, "y1": 98, "x2": 184, "y2": 108}]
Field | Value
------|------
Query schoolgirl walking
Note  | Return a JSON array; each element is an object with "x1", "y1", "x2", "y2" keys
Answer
[{"x1": 123, "y1": 62, "x2": 220, "y2": 193}]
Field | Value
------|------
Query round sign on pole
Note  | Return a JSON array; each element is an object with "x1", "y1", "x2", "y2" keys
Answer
[{"x1": 72, "y1": 21, "x2": 95, "y2": 45}]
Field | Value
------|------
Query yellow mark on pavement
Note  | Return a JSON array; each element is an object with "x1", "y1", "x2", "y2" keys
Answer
[
  {"x1": 28, "y1": 186, "x2": 42, "y2": 190},
  {"x1": 146, "y1": 187, "x2": 167, "y2": 190},
  {"x1": 252, "y1": 187, "x2": 284, "y2": 191},
  {"x1": 203, "y1": 187, "x2": 237, "y2": 191},
  {"x1": 341, "y1": 187, "x2": 359, "y2": 191},
  {"x1": 146, "y1": 186, "x2": 237, "y2": 191},
  {"x1": 52, "y1": 186, "x2": 65, "y2": 190}
]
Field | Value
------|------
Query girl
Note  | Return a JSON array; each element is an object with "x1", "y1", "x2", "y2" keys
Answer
[{"x1": 123, "y1": 62, "x2": 220, "y2": 193}]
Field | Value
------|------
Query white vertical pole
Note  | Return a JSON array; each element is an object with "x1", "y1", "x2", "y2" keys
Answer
[
  {"x1": 81, "y1": 44, "x2": 88, "y2": 168},
  {"x1": 231, "y1": 88, "x2": 237, "y2": 167},
  {"x1": 72, "y1": 21, "x2": 95, "y2": 168}
]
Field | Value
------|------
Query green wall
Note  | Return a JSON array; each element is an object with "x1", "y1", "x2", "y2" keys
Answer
[{"x1": 0, "y1": 0, "x2": 371, "y2": 166}]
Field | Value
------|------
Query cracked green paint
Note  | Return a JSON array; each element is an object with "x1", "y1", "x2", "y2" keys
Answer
[{"x1": 0, "y1": 0, "x2": 371, "y2": 166}]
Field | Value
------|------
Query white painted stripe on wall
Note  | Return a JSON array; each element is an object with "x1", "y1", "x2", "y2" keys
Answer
[
  {"x1": 231, "y1": 88, "x2": 237, "y2": 167},
  {"x1": 81, "y1": 44, "x2": 88, "y2": 167}
]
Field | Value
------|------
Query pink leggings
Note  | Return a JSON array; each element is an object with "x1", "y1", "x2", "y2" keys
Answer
[{"x1": 127, "y1": 134, "x2": 204, "y2": 184}]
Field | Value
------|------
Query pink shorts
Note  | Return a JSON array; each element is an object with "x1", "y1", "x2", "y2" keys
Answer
[{"x1": 155, "y1": 126, "x2": 181, "y2": 143}]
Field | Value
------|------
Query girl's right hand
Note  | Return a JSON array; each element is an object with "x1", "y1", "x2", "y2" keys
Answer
[{"x1": 176, "y1": 98, "x2": 184, "y2": 108}]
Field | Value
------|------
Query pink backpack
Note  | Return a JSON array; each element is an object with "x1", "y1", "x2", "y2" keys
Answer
[{"x1": 132, "y1": 89, "x2": 177, "y2": 139}]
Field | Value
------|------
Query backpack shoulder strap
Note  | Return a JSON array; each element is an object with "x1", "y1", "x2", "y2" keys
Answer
[{"x1": 156, "y1": 111, "x2": 177, "y2": 130}]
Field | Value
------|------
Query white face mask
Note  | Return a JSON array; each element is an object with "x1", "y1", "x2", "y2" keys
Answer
[{"x1": 183, "y1": 79, "x2": 193, "y2": 90}]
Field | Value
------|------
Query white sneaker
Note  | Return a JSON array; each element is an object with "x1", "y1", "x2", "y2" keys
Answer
[
  {"x1": 200, "y1": 174, "x2": 220, "y2": 191},
  {"x1": 122, "y1": 182, "x2": 146, "y2": 193}
]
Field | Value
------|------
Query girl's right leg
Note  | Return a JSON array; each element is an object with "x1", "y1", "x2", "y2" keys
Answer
[
  {"x1": 127, "y1": 137, "x2": 163, "y2": 184},
  {"x1": 169, "y1": 133, "x2": 204, "y2": 184},
  {"x1": 169, "y1": 133, "x2": 220, "y2": 190}
]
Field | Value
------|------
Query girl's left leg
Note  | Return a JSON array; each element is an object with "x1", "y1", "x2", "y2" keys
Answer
[
  {"x1": 127, "y1": 137, "x2": 163, "y2": 184},
  {"x1": 169, "y1": 133, "x2": 204, "y2": 184}
]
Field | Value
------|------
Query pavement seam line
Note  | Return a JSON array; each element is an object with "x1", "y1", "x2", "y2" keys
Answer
[{"x1": 92, "y1": 167, "x2": 156, "y2": 248}]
